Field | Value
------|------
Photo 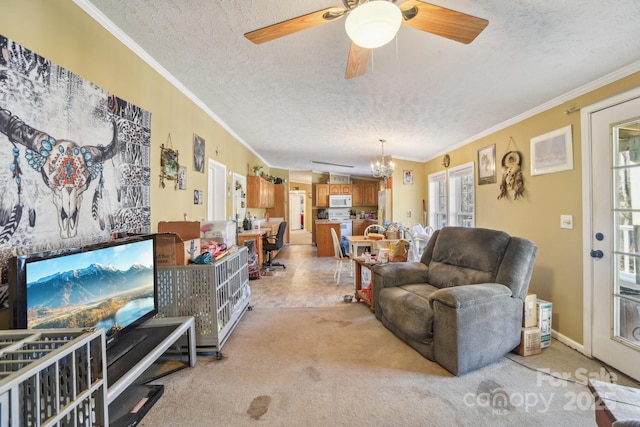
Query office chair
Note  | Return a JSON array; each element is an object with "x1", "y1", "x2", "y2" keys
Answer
[{"x1": 263, "y1": 221, "x2": 287, "y2": 270}]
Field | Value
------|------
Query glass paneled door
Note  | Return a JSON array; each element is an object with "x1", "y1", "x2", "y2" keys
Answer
[{"x1": 588, "y1": 91, "x2": 640, "y2": 381}]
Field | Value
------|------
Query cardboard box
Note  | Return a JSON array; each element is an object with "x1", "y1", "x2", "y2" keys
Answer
[
  {"x1": 536, "y1": 299, "x2": 553, "y2": 348},
  {"x1": 515, "y1": 327, "x2": 542, "y2": 356},
  {"x1": 157, "y1": 221, "x2": 202, "y2": 265},
  {"x1": 523, "y1": 293, "x2": 537, "y2": 327}
]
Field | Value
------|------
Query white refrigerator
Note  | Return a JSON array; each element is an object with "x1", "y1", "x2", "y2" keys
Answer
[{"x1": 378, "y1": 189, "x2": 392, "y2": 225}]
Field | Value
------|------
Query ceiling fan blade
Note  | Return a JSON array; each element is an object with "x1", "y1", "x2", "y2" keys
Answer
[
  {"x1": 400, "y1": 1, "x2": 488, "y2": 44},
  {"x1": 245, "y1": 7, "x2": 345, "y2": 44},
  {"x1": 345, "y1": 43, "x2": 371, "y2": 79}
]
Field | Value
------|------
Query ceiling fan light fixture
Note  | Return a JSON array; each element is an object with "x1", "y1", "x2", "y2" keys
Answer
[{"x1": 345, "y1": 1, "x2": 402, "y2": 49}]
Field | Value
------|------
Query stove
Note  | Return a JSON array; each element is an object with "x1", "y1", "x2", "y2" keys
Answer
[
  {"x1": 327, "y1": 208, "x2": 350, "y2": 221},
  {"x1": 328, "y1": 208, "x2": 352, "y2": 236}
]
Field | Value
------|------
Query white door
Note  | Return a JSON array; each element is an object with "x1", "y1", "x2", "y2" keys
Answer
[
  {"x1": 584, "y1": 88, "x2": 640, "y2": 380},
  {"x1": 207, "y1": 159, "x2": 226, "y2": 221},
  {"x1": 289, "y1": 193, "x2": 304, "y2": 230}
]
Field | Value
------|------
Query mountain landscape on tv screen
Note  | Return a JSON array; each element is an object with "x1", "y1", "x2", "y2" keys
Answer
[{"x1": 27, "y1": 263, "x2": 153, "y2": 309}]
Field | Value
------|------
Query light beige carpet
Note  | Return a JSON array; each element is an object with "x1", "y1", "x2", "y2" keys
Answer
[{"x1": 140, "y1": 304, "x2": 613, "y2": 427}]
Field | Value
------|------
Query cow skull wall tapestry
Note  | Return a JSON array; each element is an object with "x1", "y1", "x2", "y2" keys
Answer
[{"x1": 0, "y1": 34, "x2": 152, "y2": 269}]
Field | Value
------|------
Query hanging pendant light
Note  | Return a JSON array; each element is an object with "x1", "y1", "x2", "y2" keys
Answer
[
  {"x1": 371, "y1": 139, "x2": 394, "y2": 178},
  {"x1": 345, "y1": 1, "x2": 402, "y2": 49}
]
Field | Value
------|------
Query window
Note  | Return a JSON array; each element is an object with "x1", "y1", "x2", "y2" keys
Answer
[
  {"x1": 428, "y1": 171, "x2": 447, "y2": 229},
  {"x1": 428, "y1": 162, "x2": 475, "y2": 229}
]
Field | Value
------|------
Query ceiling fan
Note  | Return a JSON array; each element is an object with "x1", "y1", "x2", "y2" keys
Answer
[{"x1": 244, "y1": 0, "x2": 489, "y2": 79}]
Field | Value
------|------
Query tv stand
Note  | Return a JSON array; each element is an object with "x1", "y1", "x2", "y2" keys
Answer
[
  {"x1": 107, "y1": 316, "x2": 196, "y2": 426},
  {"x1": 106, "y1": 330, "x2": 148, "y2": 368}
]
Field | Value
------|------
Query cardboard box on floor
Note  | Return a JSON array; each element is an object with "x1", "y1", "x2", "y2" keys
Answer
[
  {"x1": 523, "y1": 293, "x2": 537, "y2": 328},
  {"x1": 157, "y1": 221, "x2": 201, "y2": 265},
  {"x1": 515, "y1": 327, "x2": 542, "y2": 356},
  {"x1": 537, "y1": 299, "x2": 553, "y2": 348}
]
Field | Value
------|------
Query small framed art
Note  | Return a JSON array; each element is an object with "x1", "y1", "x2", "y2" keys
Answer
[
  {"x1": 403, "y1": 170, "x2": 413, "y2": 185},
  {"x1": 193, "y1": 134, "x2": 205, "y2": 173},
  {"x1": 477, "y1": 144, "x2": 496, "y2": 185}
]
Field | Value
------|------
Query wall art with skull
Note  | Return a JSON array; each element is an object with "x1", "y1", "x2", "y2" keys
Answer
[{"x1": 0, "y1": 34, "x2": 151, "y2": 271}]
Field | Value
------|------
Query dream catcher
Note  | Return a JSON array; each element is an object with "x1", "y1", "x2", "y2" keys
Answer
[
  {"x1": 497, "y1": 150, "x2": 524, "y2": 200},
  {"x1": 160, "y1": 134, "x2": 179, "y2": 189}
]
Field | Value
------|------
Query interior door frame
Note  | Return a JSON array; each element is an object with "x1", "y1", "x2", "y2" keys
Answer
[
  {"x1": 581, "y1": 86, "x2": 640, "y2": 357},
  {"x1": 207, "y1": 158, "x2": 227, "y2": 221}
]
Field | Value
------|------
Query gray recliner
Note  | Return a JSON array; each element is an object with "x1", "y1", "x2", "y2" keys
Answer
[{"x1": 372, "y1": 226, "x2": 537, "y2": 376}]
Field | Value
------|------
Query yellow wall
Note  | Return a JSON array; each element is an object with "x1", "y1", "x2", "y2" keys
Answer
[
  {"x1": 0, "y1": 0, "x2": 266, "y2": 228},
  {"x1": 388, "y1": 159, "x2": 427, "y2": 226},
  {"x1": 423, "y1": 73, "x2": 640, "y2": 344}
]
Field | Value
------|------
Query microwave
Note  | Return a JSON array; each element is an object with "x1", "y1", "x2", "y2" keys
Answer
[{"x1": 329, "y1": 195, "x2": 352, "y2": 208}]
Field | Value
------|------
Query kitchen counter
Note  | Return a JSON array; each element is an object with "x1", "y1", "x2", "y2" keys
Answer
[{"x1": 314, "y1": 221, "x2": 341, "y2": 257}]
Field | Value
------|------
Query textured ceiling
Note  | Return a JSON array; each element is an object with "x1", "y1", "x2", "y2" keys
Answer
[{"x1": 79, "y1": 0, "x2": 640, "y2": 177}]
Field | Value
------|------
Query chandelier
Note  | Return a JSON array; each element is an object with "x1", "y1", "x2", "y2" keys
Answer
[{"x1": 371, "y1": 139, "x2": 395, "y2": 178}]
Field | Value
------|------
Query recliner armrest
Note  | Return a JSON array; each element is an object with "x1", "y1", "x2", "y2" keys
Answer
[
  {"x1": 428, "y1": 283, "x2": 513, "y2": 309},
  {"x1": 372, "y1": 262, "x2": 429, "y2": 289}
]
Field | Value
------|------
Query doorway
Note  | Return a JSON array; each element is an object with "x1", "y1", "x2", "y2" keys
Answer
[
  {"x1": 207, "y1": 159, "x2": 226, "y2": 221},
  {"x1": 289, "y1": 192, "x2": 305, "y2": 230},
  {"x1": 582, "y1": 87, "x2": 640, "y2": 380}
]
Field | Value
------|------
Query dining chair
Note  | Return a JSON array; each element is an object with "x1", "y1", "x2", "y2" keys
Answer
[{"x1": 330, "y1": 228, "x2": 352, "y2": 284}]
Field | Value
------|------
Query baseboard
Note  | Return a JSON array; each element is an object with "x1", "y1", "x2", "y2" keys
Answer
[{"x1": 551, "y1": 329, "x2": 585, "y2": 354}]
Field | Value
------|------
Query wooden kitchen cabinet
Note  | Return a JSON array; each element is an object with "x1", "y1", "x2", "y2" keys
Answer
[
  {"x1": 329, "y1": 184, "x2": 351, "y2": 195},
  {"x1": 266, "y1": 184, "x2": 289, "y2": 244},
  {"x1": 315, "y1": 184, "x2": 329, "y2": 207},
  {"x1": 247, "y1": 176, "x2": 274, "y2": 208},
  {"x1": 351, "y1": 184, "x2": 363, "y2": 206},
  {"x1": 352, "y1": 219, "x2": 365, "y2": 236},
  {"x1": 315, "y1": 221, "x2": 341, "y2": 257},
  {"x1": 363, "y1": 183, "x2": 378, "y2": 206}
]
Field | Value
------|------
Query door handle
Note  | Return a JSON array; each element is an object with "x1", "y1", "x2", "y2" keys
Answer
[{"x1": 590, "y1": 250, "x2": 604, "y2": 259}]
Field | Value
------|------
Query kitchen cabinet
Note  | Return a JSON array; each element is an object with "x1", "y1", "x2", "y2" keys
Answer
[
  {"x1": 351, "y1": 184, "x2": 363, "y2": 206},
  {"x1": 352, "y1": 219, "x2": 378, "y2": 236},
  {"x1": 266, "y1": 184, "x2": 289, "y2": 244},
  {"x1": 315, "y1": 221, "x2": 341, "y2": 257},
  {"x1": 315, "y1": 184, "x2": 329, "y2": 207},
  {"x1": 363, "y1": 183, "x2": 378, "y2": 206},
  {"x1": 247, "y1": 176, "x2": 274, "y2": 208},
  {"x1": 329, "y1": 184, "x2": 351, "y2": 195}
]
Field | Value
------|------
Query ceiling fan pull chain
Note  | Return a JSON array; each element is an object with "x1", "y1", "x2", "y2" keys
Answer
[{"x1": 371, "y1": 49, "x2": 375, "y2": 74}]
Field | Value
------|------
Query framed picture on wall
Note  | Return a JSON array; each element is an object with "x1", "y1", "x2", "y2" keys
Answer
[
  {"x1": 194, "y1": 190, "x2": 203, "y2": 204},
  {"x1": 530, "y1": 125, "x2": 573, "y2": 176},
  {"x1": 477, "y1": 144, "x2": 497, "y2": 185},
  {"x1": 403, "y1": 170, "x2": 413, "y2": 185},
  {"x1": 193, "y1": 134, "x2": 205, "y2": 173},
  {"x1": 178, "y1": 166, "x2": 187, "y2": 190}
]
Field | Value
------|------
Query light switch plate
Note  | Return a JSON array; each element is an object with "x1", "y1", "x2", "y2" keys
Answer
[{"x1": 560, "y1": 215, "x2": 573, "y2": 229}]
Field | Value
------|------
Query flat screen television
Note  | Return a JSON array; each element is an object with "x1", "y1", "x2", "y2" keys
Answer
[{"x1": 8, "y1": 235, "x2": 158, "y2": 359}]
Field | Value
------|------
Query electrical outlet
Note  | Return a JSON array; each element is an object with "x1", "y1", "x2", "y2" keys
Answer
[
  {"x1": 407, "y1": 211, "x2": 411, "y2": 218},
  {"x1": 560, "y1": 215, "x2": 573, "y2": 229}
]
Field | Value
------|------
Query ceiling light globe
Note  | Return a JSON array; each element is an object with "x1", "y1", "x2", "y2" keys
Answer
[{"x1": 345, "y1": 1, "x2": 402, "y2": 49}]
